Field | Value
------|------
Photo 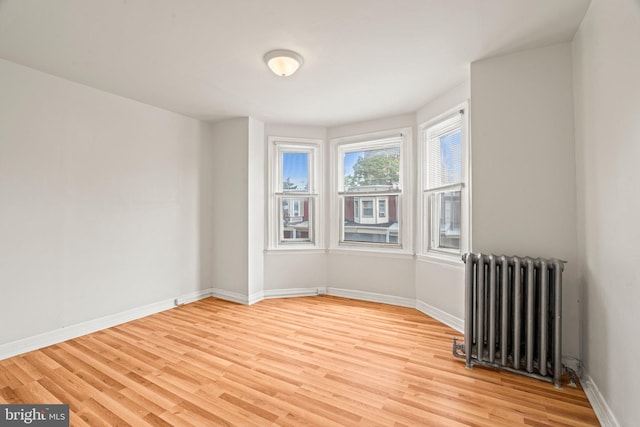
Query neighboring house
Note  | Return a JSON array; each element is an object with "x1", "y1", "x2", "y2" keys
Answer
[
  {"x1": 343, "y1": 185, "x2": 398, "y2": 244},
  {"x1": 282, "y1": 197, "x2": 309, "y2": 240}
]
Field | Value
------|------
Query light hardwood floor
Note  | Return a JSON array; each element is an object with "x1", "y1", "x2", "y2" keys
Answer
[{"x1": 0, "y1": 296, "x2": 599, "y2": 426}]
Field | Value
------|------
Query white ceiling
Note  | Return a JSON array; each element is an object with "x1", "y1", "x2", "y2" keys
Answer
[{"x1": 0, "y1": 0, "x2": 591, "y2": 127}]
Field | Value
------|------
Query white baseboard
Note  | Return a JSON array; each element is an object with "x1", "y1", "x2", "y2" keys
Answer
[
  {"x1": 580, "y1": 368, "x2": 620, "y2": 427},
  {"x1": 415, "y1": 299, "x2": 464, "y2": 332},
  {"x1": 210, "y1": 288, "x2": 250, "y2": 305},
  {"x1": 326, "y1": 287, "x2": 415, "y2": 308},
  {"x1": 209, "y1": 287, "x2": 265, "y2": 305},
  {"x1": 264, "y1": 287, "x2": 326, "y2": 299},
  {"x1": 0, "y1": 288, "x2": 213, "y2": 361},
  {"x1": 174, "y1": 288, "x2": 214, "y2": 306},
  {"x1": 248, "y1": 291, "x2": 264, "y2": 305}
]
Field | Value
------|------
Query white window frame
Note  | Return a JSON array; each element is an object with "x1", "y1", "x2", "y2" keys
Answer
[
  {"x1": 268, "y1": 137, "x2": 323, "y2": 250},
  {"x1": 330, "y1": 128, "x2": 412, "y2": 254},
  {"x1": 418, "y1": 102, "x2": 470, "y2": 262}
]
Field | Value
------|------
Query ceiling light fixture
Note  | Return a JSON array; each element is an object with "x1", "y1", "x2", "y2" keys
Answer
[{"x1": 264, "y1": 49, "x2": 304, "y2": 77}]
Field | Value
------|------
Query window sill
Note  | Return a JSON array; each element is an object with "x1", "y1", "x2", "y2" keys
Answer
[
  {"x1": 328, "y1": 246, "x2": 414, "y2": 260},
  {"x1": 265, "y1": 247, "x2": 326, "y2": 255},
  {"x1": 416, "y1": 252, "x2": 464, "y2": 268}
]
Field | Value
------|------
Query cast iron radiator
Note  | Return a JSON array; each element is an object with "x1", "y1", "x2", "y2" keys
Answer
[{"x1": 453, "y1": 253, "x2": 565, "y2": 387}]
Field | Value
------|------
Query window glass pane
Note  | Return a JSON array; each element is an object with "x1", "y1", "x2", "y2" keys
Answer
[
  {"x1": 431, "y1": 191, "x2": 461, "y2": 250},
  {"x1": 378, "y1": 199, "x2": 386, "y2": 218},
  {"x1": 427, "y1": 119, "x2": 462, "y2": 188},
  {"x1": 343, "y1": 147, "x2": 400, "y2": 191},
  {"x1": 362, "y1": 200, "x2": 374, "y2": 217},
  {"x1": 282, "y1": 152, "x2": 309, "y2": 192},
  {"x1": 343, "y1": 195, "x2": 399, "y2": 244},
  {"x1": 281, "y1": 197, "x2": 311, "y2": 242}
]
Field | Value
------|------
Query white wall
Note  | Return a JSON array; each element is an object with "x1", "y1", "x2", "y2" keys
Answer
[
  {"x1": 265, "y1": 124, "x2": 326, "y2": 142},
  {"x1": 573, "y1": 0, "x2": 640, "y2": 424},
  {"x1": 470, "y1": 43, "x2": 580, "y2": 357},
  {"x1": 247, "y1": 118, "x2": 265, "y2": 300},
  {"x1": 210, "y1": 119, "x2": 249, "y2": 296},
  {"x1": 327, "y1": 253, "x2": 415, "y2": 300},
  {"x1": 211, "y1": 118, "x2": 249, "y2": 298},
  {"x1": 264, "y1": 252, "x2": 328, "y2": 292},
  {"x1": 0, "y1": 58, "x2": 212, "y2": 345},
  {"x1": 416, "y1": 80, "x2": 470, "y2": 125},
  {"x1": 210, "y1": 117, "x2": 265, "y2": 302},
  {"x1": 327, "y1": 114, "x2": 416, "y2": 141}
]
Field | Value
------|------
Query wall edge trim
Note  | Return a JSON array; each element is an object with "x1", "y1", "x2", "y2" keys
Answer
[
  {"x1": 264, "y1": 287, "x2": 326, "y2": 299},
  {"x1": 326, "y1": 287, "x2": 415, "y2": 308},
  {"x1": 210, "y1": 288, "x2": 250, "y2": 305},
  {"x1": 415, "y1": 299, "x2": 464, "y2": 332},
  {"x1": 580, "y1": 367, "x2": 620, "y2": 427}
]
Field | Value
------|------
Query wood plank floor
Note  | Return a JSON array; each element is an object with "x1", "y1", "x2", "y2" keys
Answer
[{"x1": 0, "y1": 296, "x2": 599, "y2": 426}]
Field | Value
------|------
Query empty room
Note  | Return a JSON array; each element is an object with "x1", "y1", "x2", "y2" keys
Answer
[{"x1": 0, "y1": 0, "x2": 637, "y2": 426}]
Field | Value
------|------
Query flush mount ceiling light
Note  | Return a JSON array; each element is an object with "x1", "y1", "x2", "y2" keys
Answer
[{"x1": 264, "y1": 49, "x2": 304, "y2": 77}]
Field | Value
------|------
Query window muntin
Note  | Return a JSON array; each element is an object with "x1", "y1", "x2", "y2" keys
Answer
[
  {"x1": 421, "y1": 104, "x2": 469, "y2": 257},
  {"x1": 334, "y1": 135, "x2": 407, "y2": 248},
  {"x1": 268, "y1": 138, "x2": 322, "y2": 249}
]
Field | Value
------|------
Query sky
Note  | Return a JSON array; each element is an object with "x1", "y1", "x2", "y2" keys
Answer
[
  {"x1": 343, "y1": 151, "x2": 361, "y2": 178},
  {"x1": 282, "y1": 152, "x2": 308, "y2": 190}
]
